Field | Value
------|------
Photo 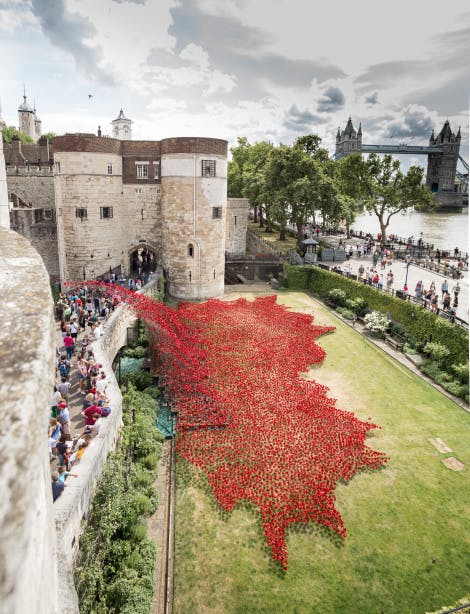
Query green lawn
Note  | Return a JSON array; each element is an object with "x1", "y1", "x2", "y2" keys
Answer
[{"x1": 174, "y1": 291, "x2": 470, "y2": 614}]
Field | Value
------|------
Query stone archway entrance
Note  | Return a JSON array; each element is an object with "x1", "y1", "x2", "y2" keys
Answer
[{"x1": 129, "y1": 246, "x2": 158, "y2": 277}]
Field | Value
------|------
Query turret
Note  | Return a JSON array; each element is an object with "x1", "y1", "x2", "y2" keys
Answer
[
  {"x1": 111, "y1": 109, "x2": 132, "y2": 140},
  {"x1": 18, "y1": 89, "x2": 37, "y2": 141}
]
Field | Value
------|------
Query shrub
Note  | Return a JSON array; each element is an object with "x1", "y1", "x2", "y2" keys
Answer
[
  {"x1": 327, "y1": 288, "x2": 347, "y2": 306},
  {"x1": 423, "y1": 342, "x2": 450, "y2": 363},
  {"x1": 128, "y1": 370, "x2": 154, "y2": 391},
  {"x1": 403, "y1": 342, "x2": 418, "y2": 355},
  {"x1": 345, "y1": 297, "x2": 368, "y2": 316},
  {"x1": 364, "y1": 311, "x2": 390, "y2": 335},
  {"x1": 336, "y1": 307, "x2": 356, "y2": 320},
  {"x1": 123, "y1": 345, "x2": 147, "y2": 359},
  {"x1": 451, "y1": 362, "x2": 469, "y2": 384}
]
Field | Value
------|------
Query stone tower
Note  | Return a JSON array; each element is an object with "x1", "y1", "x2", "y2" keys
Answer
[
  {"x1": 52, "y1": 132, "x2": 228, "y2": 299},
  {"x1": 335, "y1": 117, "x2": 362, "y2": 156},
  {"x1": 426, "y1": 121, "x2": 461, "y2": 193},
  {"x1": 18, "y1": 90, "x2": 36, "y2": 141},
  {"x1": 111, "y1": 109, "x2": 132, "y2": 140},
  {"x1": 33, "y1": 104, "x2": 42, "y2": 141},
  {"x1": 160, "y1": 137, "x2": 228, "y2": 299}
]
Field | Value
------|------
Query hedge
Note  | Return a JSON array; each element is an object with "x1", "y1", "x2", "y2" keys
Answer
[{"x1": 284, "y1": 264, "x2": 469, "y2": 364}]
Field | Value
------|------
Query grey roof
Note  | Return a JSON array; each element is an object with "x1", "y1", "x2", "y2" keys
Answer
[
  {"x1": 112, "y1": 108, "x2": 131, "y2": 122},
  {"x1": 18, "y1": 95, "x2": 33, "y2": 113},
  {"x1": 302, "y1": 238, "x2": 319, "y2": 246}
]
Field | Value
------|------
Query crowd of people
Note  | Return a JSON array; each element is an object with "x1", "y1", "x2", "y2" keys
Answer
[{"x1": 50, "y1": 286, "x2": 121, "y2": 503}]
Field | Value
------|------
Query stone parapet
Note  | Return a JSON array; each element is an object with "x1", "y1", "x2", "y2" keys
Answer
[{"x1": 0, "y1": 228, "x2": 57, "y2": 614}]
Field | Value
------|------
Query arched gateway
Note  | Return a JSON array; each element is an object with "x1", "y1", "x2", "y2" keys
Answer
[{"x1": 129, "y1": 245, "x2": 158, "y2": 277}]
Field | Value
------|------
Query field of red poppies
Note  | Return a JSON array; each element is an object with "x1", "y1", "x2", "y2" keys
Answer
[{"x1": 87, "y1": 284, "x2": 388, "y2": 570}]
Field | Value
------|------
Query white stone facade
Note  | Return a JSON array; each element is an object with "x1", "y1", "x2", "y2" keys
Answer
[{"x1": 53, "y1": 135, "x2": 229, "y2": 299}]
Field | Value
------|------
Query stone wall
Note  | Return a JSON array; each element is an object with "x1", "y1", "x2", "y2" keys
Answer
[
  {"x1": 0, "y1": 228, "x2": 58, "y2": 614},
  {"x1": 246, "y1": 227, "x2": 281, "y2": 256},
  {"x1": 226, "y1": 198, "x2": 249, "y2": 257},
  {"x1": 10, "y1": 209, "x2": 60, "y2": 278}
]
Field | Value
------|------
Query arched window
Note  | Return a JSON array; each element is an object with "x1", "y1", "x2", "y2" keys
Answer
[{"x1": 188, "y1": 244, "x2": 194, "y2": 257}]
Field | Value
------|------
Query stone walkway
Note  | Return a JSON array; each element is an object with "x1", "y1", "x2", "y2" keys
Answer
[{"x1": 323, "y1": 235, "x2": 469, "y2": 324}]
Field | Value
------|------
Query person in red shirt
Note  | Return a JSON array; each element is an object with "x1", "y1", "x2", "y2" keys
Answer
[
  {"x1": 63, "y1": 333, "x2": 75, "y2": 360},
  {"x1": 81, "y1": 404, "x2": 102, "y2": 426}
]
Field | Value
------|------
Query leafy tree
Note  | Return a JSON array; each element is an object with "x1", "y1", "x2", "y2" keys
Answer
[
  {"x1": 242, "y1": 140, "x2": 273, "y2": 228},
  {"x1": 42, "y1": 131, "x2": 57, "y2": 143},
  {"x1": 2, "y1": 125, "x2": 34, "y2": 143},
  {"x1": 349, "y1": 153, "x2": 433, "y2": 243},
  {"x1": 228, "y1": 137, "x2": 250, "y2": 198}
]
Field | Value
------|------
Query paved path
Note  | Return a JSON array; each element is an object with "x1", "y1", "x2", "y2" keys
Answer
[{"x1": 324, "y1": 236, "x2": 469, "y2": 324}]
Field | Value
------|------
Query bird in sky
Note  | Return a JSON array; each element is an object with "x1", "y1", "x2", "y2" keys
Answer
[{"x1": 88, "y1": 94, "x2": 93, "y2": 99}]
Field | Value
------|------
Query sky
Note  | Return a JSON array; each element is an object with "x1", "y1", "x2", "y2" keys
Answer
[{"x1": 0, "y1": 0, "x2": 468, "y2": 167}]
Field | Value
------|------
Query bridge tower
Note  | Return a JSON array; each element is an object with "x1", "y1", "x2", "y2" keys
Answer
[
  {"x1": 426, "y1": 120, "x2": 461, "y2": 193},
  {"x1": 335, "y1": 117, "x2": 362, "y2": 156}
]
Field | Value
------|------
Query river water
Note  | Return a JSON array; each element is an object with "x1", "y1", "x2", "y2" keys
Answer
[{"x1": 352, "y1": 209, "x2": 469, "y2": 254}]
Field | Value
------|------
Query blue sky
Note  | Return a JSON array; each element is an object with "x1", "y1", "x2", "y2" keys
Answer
[{"x1": 0, "y1": 0, "x2": 468, "y2": 167}]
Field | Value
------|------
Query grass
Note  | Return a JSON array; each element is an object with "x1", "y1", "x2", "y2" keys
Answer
[{"x1": 173, "y1": 291, "x2": 470, "y2": 614}]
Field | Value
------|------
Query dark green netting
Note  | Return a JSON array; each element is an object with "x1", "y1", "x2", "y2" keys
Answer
[{"x1": 157, "y1": 397, "x2": 176, "y2": 438}]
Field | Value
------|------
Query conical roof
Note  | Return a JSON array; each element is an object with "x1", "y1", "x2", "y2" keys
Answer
[
  {"x1": 437, "y1": 120, "x2": 453, "y2": 142},
  {"x1": 18, "y1": 94, "x2": 33, "y2": 113},
  {"x1": 344, "y1": 116, "x2": 356, "y2": 137},
  {"x1": 112, "y1": 108, "x2": 131, "y2": 122}
]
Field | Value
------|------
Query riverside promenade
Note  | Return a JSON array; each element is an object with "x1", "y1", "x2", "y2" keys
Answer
[{"x1": 322, "y1": 235, "x2": 469, "y2": 325}]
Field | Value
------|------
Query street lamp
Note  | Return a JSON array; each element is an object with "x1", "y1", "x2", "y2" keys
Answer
[{"x1": 404, "y1": 260, "x2": 411, "y2": 293}]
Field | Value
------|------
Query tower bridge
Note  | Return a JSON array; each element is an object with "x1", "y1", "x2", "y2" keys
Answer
[{"x1": 334, "y1": 118, "x2": 468, "y2": 208}]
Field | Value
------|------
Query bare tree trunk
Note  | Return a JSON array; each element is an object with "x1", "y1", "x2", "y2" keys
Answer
[{"x1": 253, "y1": 204, "x2": 258, "y2": 223}]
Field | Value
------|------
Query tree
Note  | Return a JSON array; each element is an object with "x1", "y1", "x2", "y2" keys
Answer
[
  {"x1": 241, "y1": 141, "x2": 273, "y2": 228},
  {"x1": 43, "y1": 131, "x2": 57, "y2": 143},
  {"x1": 334, "y1": 153, "x2": 365, "y2": 237},
  {"x1": 228, "y1": 137, "x2": 250, "y2": 198},
  {"x1": 351, "y1": 153, "x2": 434, "y2": 243},
  {"x1": 2, "y1": 125, "x2": 34, "y2": 143}
]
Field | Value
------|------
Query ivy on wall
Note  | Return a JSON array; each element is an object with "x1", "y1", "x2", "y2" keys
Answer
[{"x1": 74, "y1": 385, "x2": 163, "y2": 614}]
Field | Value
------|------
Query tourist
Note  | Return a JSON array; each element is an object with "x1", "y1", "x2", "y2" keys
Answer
[
  {"x1": 63, "y1": 331, "x2": 74, "y2": 361},
  {"x1": 56, "y1": 434, "x2": 70, "y2": 466},
  {"x1": 81, "y1": 403, "x2": 102, "y2": 427},
  {"x1": 57, "y1": 377, "x2": 71, "y2": 402},
  {"x1": 51, "y1": 471, "x2": 65, "y2": 502},
  {"x1": 70, "y1": 318, "x2": 79, "y2": 343},
  {"x1": 441, "y1": 279, "x2": 449, "y2": 298},
  {"x1": 58, "y1": 402, "x2": 71, "y2": 438},
  {"x1": 414, "y1": 281, "x2": 423, "y2": 301},
  {"x1": 452, "y1": 282, "x2": 461, "y2": 299},
  {"x1": 443, "y1": 292, "x2": 451, "y2": 310},
  {"x1": 57, "y1": 465, "x2": 78, "y2": 484},
  {"x1": 77, "y1": 357, "x2": 89, "y2": 394},
  {"x1": 51, "y1": 385, "x2": 61, "y2": 419},
  {"x1": 430, "y1": 293, "x2": 438, "y2": 313},
  {"x1": 95, "y1": 372, "x2": 108, "y2": 395},
  {"x1": 386, "y1": 270, "x2": 394, "y2": 290}
]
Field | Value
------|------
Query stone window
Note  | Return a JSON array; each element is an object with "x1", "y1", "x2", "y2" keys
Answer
[
  {"x1": 188, "y1": 244, "x2": 194, "y2": 257},
  {"x1": 136, "y1": 162, "x2": 149, "y2": 179},
  {"x1": 135, "y1": 188, "x2": 143, "y2": 195},
  {"x1": 100, "y1": 206, "x2": 113, "y2": 219},
  {"x1": 107, "y1": 163, "x2": 113, "y2": 175},
  {"x1": 154, "y1": 161, "x2": 160, "y2": 180},
  {"x1": 76, "y1": 208, "x2": 87, "y2": 220},
  {"x1": 55, "y1": 161, "x2": 61, "y2": 173},
  {"x1": 202, "y1": 160, "x2": 216, "y2": 177},
  {"x1": 212, "y1": 206, "x2": 222, "y2": 219}
]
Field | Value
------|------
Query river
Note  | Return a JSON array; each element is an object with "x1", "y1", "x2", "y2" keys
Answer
[{"x1": 352, "y1": 209, "x2": 469, "y2": 254}]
